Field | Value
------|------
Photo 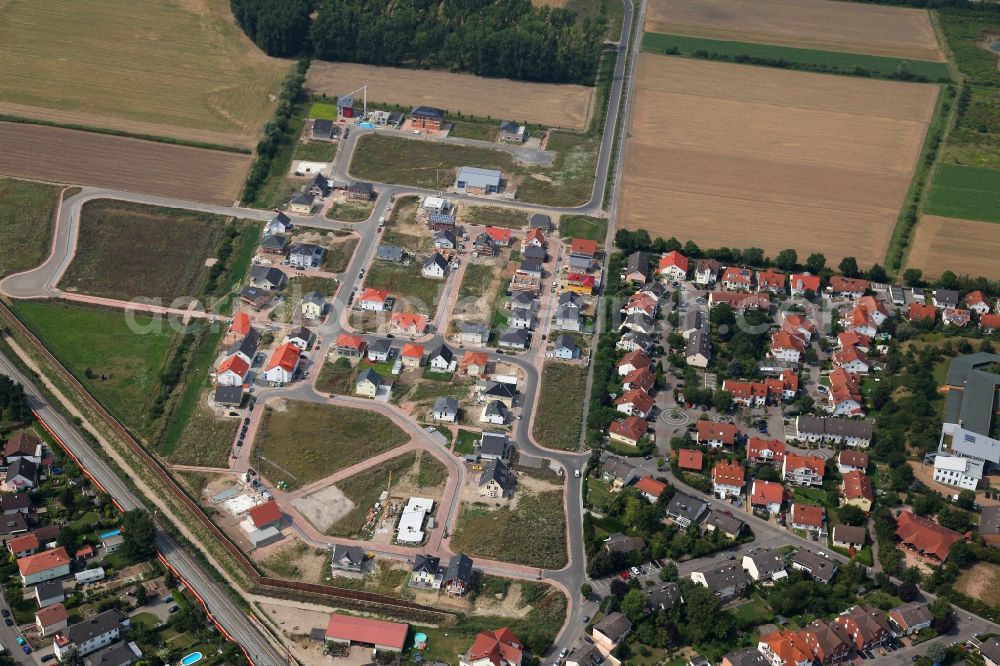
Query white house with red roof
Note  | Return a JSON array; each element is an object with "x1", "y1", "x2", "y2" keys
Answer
[
  {"x1": 789, "y1": 273, "x2": 821, "y2": 296},
  {"x1": 617, "y1": 350, "x2": 650, "y2": 377},
  {"x1": 461, "y1": 627, "x2": 523, "y2": 666},
  {"x1": 827, "y1": 277, "x2": 870, "y2": 299},
  {"x1": 18, "y1": 547, "x2": 70, "y2": 585},
  {"x1": 832, "y1": 345, "x2": 871, "y2": 375},
  {"x1": 635, "y1": 476, "x2": 667, "y2": 502},
  {"x1": 838, "y1": 331, "x2": 871, "y2": 353},
  {"x1": 981, "y1": 313, "x2": 1000, "y2": 333},
  {"x1": 622, "y1": 367, "x2": 655, "y2": 392},
  {"x1": 244, "y1": 500, "x2": 282, "y2": 532},
  {"x1": 609, "y1": 416, "x2": 647, "y2": 447},
  {"x1": 723, "y1": 380, "x2": 770, "y2": 408},
  {"x1": 696, "y1": 421, "x2": 738, "y2": 448},
  {"x1": 747, "y1": 438, "x2": 786, "y2": 465},
  {"x1": 712, "y1": 460, "x2": 745, "y2": 499},
  {"x1": 750, "y1": 480, "x2": 784, "y2": 515},
  {"x1": 695, "y1": 259, "x2": 721, "y2": 285},
  {"x1": 965, "y1": 290, "x2": 991, "y2": 315},
  {"x1": 622, "y1": 292, "x2": 658, "y2": 318},
  {"x1": 484, "y1": 226, "x2": 512, "y2": 246},
  {"x1": 770, "y1": 330, "x2": 806, "y2": 363},
  {"x1": 756, "y1": 269, "x2": 785, "y2": 294},
  {"x1": 658, "y1": 251, "x2": 688, "y2": 280},
  {"x1": 225, "y1": 312, "x2": 252, "y2": 344},
  {"x1": 325, "y1": 613, "x2": 408, "y2": 653},
  {"x1": 359, "y1": 287, "x2": 390, "y2": 312},
  {"x1": 943, "y1": 308, "x2": 971, "y2": 328},
  {"x1": 845, "y1": 296, "x2": 888, "y2": 338},
  {"x1": 614, "y1": 389, "x2": 655, "y2": 418},
  {"x1": 569, "y1": 238, "x2": 598, "y2": 258},
  {"x1": 215, "y1": 355, "x2": 250, "y2": 387},
  {"x1": 790, "y1": 503, "x2": 826, "y2": 535},
  {"x1": 721, "y1": 267, "x2": 753, "y2": 291},
  {"x1": 828, "y1": 368, "x2": 864, "y2": 416},
  {"x1": 783, "y1": 453, "x2": 825, "y2": 487},
  {"x1": 262, "y1": 342, "x2": 300, "y2": 385}
]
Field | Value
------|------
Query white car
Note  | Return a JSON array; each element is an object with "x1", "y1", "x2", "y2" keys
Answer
[{"x1": 630, "y1": 566, "x2": 641, "y2": 576}]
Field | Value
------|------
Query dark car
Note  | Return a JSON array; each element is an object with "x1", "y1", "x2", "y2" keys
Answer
[
  {"x1": 4, "y1": 618, "x2": 12, "y2": 626},
  {"x1": 169, "y1": 606, "x2": 180, "y2": 614},
  {"x1": 858, "y1": 653, "x2": 867, "y2": 660},
  {"x1": 865, "y1": 651, "x2": 875, "y2": 659},
  {"x1": 22, "y1": 645, "x2": 31, "y2": 654},
  {"x1": 42, "y1": 656, "x2": 57, "y2": 663},
  {"x1": 0, "y1": 609, "x2": 8, "y2": 617}
]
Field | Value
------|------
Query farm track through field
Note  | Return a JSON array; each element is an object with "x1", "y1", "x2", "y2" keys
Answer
[
  {"x1": 645, "y1": 0, "x2": 945, "y2": 62},
  {"x1": 0, "y1": 122, "x2": 250, "y2": 205},
  {"x1": 306, "y1": 62, "x2": 595, "y2": 131},
  {"x1": 618, "y1": 55, "x2": 938, "y2": 265}
]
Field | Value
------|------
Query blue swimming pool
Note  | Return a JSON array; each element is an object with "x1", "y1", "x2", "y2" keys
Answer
[
  {"x1": 180, "y1": 652, "x2": 203, "y2": 666},
  {"x1": 98, "y1": 529, "x2": 121, "y2": 539}
]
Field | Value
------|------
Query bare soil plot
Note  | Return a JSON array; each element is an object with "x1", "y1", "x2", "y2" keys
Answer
[
  {"x1": 0, "y1": 123, "x2": 250, "y2": 204},
  {"x1": 619, "y1": 56, "x2": 937, "y2": 266},
  {"x1": 646, "y1": 0, "x2": 944, "y2": 62},
  {"x1": 0, "y1": 0, "x2": 287, "y2": 147},
  {"x1": 906, "y1": 215, "x2": 1000, "y2": 279},
  {"x1": 306, "y1": 62, "x2": 594, "y2": 130}
]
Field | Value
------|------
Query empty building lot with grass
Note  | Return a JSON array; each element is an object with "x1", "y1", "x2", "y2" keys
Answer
[
  {"x1": 10, "y1": 300, "x2": 178, "y2": 438},
  {"x1": 0, "y1": 0, "x2": 287, "y2": 147},
  {"x1": 645, "y1": 0, "x2": 944, "y2": 62},
  {"x1": 306, "y1": 62, "x2": 594, "y2": 131},
  {"x1": 450, "y1": 490, "x2": 567, "y2": 569},
  {"x1": 618, "y1": 55, "x2": 937, "y2": 266},
  {"x1": 533, "y1": 363, "x2": 588, "y2": 451},
  {"x1": 0, "y1": 177, "x2": 61, "y2": 279},
  {"x1": 906, "y1": 215, "x2": 1000, "y2": 280},
  {"x1": 253, "y1": 400, "x2": 410, "y2": 489},
  {"x1": 59, "y1": 200, "x2": 240, "y2": 302},
  {"x1": 0, "y1": 122, "x2": 251, "y2": 204},
  {"x1": 350, "y1": 133, "x2": 598, "y2": 208}
]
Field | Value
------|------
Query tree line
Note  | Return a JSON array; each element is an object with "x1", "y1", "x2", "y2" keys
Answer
[{"x1": 231, "y1": 0, "x2": 607, "y2": 85}]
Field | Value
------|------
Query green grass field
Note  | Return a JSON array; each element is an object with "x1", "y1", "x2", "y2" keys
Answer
[
  {"x1": 323, "y1": 237, "x2": 358, "y2": 272},
  {"x1": 925, "y1": 164, "x2": 1000, "y2": 222},
  {"x1": 254, "y1": 401, "x2": 409, "y2": 489},
  {"x1": 939, "y1": 12, "x2": 1000, "y2": 87},
  {"x1": 449, "y1": 120, "x2": 498, "y2": 142},
  {"x1": 0, "y1": 177, "x2": 60, "y2": 279},
  {"x1": 559, "y1": 214, "x2": 607, "y2": 242},
  {"x1": 11, "y1": 300, "x2": 177, "y2": 436},
  {"x1": 458, "y1": 264, "x2": 495, "y2": 301},
  {"x1": 451, "y1": 490, "x2": 567, "y2": 568},
  {"x1": 533, "y1": 363, "x2": 587, "y2": 451},
  {"x1": 464, "y1": 206, "x2": 529, "y2": 229},
  {"x1": 59, "y1": 200, "x2": 231, "y2": 302},
  {"x1": 642, "y1": 33, "x2": 952, "y2": 82},
  {"x1": 315, "y1": 357, "x2": 358, "y2": 395},
  {"x1": 326, "y1": 200, "x2": 374, "y2": 222},
  {"x1": 351, "y1": 133, "x2": 598, "y2": 207},
  {"x1": 292, "y1": 140, "x2": 337, "y2": 162},
  {"x1": 364, "y1": 262, "x2": 442, "y2": 312},
  {"x1": 308, "y1": 101, "x2": 340, "y2": 120},
  {"x1": 0, "y1": 0, "x2": 287, "y2": 146}
]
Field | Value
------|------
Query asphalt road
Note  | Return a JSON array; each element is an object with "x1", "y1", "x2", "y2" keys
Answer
[{"x1": 0, "y1": 354, "x2": 289, "y2": 666}]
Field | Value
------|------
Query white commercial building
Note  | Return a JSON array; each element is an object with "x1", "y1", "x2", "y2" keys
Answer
[{"x1": 932, "y1": 454, "x2": 983, "y2": 491}]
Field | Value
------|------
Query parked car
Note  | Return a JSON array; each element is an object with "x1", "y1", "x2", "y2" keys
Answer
[
  {"x1": 630, "y1": 566, "x2": 641, "y2": 576},
  {"x1": 21, "y1": 645, "x2": 30, "y2": 655},
  {"x1": 169, "y1": 606, "x2": 180, "y2": 614},
  {"x1": 3, "y1": 619, "x2": 11, "y2": 627},
  {"x1": 1, "y1": 609, "x2": 9, "y2": 618}
]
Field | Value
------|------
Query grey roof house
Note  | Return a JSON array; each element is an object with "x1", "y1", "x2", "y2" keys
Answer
[
  {"x1": 432, "y1": 397, "x2": 459, "y2": 423},
  {"x1": 376, "y1": 244, "x2": 407, "y2": 263},
  {"x1": 249, "y1": 265, "x2": 286, "y2": 291}
]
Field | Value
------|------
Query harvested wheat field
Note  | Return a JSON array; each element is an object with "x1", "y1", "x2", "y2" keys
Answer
[
  {"x1": 646, "y1": 0, "x2": 944, "y2": 62},
  {"x1": 306, "y1": 62, "x2": 594, "y2": 130},
  {"x1": 0, "y1": 123, "x2": 250, "y2": 205},
  {"x1": 0, "y1": 0, "x2": 287, "y2": 147},
  {"x1": 619, "y1": 56, "x2": 937, "y2": 265},
  {"x1": 906, "y1": 216, "x2": 1000, "y2": 280}
]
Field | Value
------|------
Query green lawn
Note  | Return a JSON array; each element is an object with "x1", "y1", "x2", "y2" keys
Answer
[
  {"x1": 532, "y1": 363, "x2": 587, "y2": 451},
  {"x1": 364, "y1": 261, "x2": 442, "y2": 312},
  {"x1": 309, "y1": 101, "x2": 339, "y2": 120},
  {"x1": 254, "y1": 401, "x2": 409, "y2": 489},
  {"x1": 292, "y1": 140, "x2": 337, "y2": 162},
  {"x1": 455, "y1": 429, "x2": 479, "y2": 455},
  {"x1": 451, "y1": 490, "x2": 567, "y2": 568},
  {"x1": 323, "y1": 237, "x2": 358, "y2": 272},
  {"x1": 732, "y1": 595, "x2": 775, "y2": 627},
  {"x1": 316, "y1": 357, "x2": 358, "y2": 396},
  {"x1": 449, "y1": 120, "x2": 498, "y2": 142},
  {"x1": 0, "y1": 177, "x2": 60, "y2": 279},
  {"x1": 326, "y1": 200, "x2": 374, "y2": 222},
  {"x1": 586, "y1": 477, "x2": 614, "y2": 511},
  {"x1": 464, "y1": 206, "x2": 529, "y2": 229},
  {"x1": 559, "y1": 214, "x2": 607, "y2": 242},
  {"x1": 326, "y1": 452, "x2": 417, "y2": 537},
  {"x1": 925, "y1": 164, "x2": 1000, "y2": 222},
  {"x1": 59, "y1": 199, "x2": 232, "y2": 302},
  {"x1": 415, "y1": 452, "x2": 449, "y2": 487},
  {"x1": 11, "y1": 300, "x2": 177, "y2": 437},
  {"x1": 351, "y1": 133, "x2": 598, "y2": 207},
  {"x1": 642, "y1": 33, "x2": 952, "y2": 82},
  {"x1": 458, "y1": 264, "x2": 495, "y2": 301}
]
